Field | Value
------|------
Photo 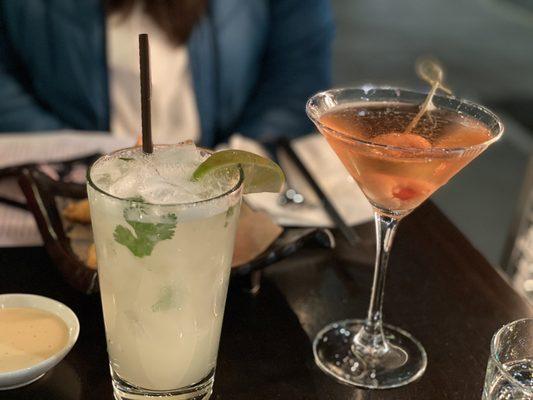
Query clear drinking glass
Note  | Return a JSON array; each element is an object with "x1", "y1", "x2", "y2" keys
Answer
[
  {"x1": 306, "y1": 87, "x2": 503, "y2": 389},
  {"x1": 483, "y1": 318, "x2": 533, "y2": 399},
  {"x1": 87, "y1": 144, "x2": 243, "y2": 400}
]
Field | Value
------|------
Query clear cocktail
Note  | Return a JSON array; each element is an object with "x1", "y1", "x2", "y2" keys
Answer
[{"x1": 87, "y1": 143, "x2": 243, "y2": 399}]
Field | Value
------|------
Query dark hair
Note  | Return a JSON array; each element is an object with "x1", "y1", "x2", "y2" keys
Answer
[{"x1": 105, "y1": 0, "x2": 208, "y2": 45}]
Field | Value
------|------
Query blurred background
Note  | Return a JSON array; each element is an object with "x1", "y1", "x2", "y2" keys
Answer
[
  {"x1": 330, "y1": 0, "x2": 533, "y2": 276},
  {"x1": 1, "y1": 0, "x2": 532, "y2": 298}
]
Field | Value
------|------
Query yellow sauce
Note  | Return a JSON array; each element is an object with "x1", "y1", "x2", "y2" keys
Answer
[{"x1": 0, "y1": 307, "x2": 69, "y2": 372}]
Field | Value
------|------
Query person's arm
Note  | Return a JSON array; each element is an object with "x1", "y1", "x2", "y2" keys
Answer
[
  {"x1": 0, "y1": 13, "x2": 68, "y2": 132},
  {"x1": 236, "y1": 0, "x2": 334, "y2": 143}
]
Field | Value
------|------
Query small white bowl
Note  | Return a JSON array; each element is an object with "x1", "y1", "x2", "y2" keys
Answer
[{"x1": 0, "y1": 294, "x2": 80, "y2": 390}]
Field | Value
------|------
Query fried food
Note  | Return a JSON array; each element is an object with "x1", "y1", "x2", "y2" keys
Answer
[
  {"x1": 63, "y1": 199, "x2": 91, "y2": 224},
  {"x1": 86, "y1": 243, "x2": 97, "y2": 270}
]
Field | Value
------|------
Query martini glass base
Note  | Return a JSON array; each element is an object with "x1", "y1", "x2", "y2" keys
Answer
[{"x1": 313, "y1": 319, "x2": 427, "y2": 389}]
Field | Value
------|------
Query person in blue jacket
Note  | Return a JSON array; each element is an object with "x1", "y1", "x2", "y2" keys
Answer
[{"x1": 0, "y1": 0, "x2": 334, "y2": 148}]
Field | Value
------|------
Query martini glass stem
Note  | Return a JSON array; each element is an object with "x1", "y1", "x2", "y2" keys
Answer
[{"x1": 353, "y1": 213, "x2": 400, "y2": 356}]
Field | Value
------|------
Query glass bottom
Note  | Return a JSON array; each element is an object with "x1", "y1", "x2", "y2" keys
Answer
[
  {"x1": 313, "y1": 319, "x2": 427, "y2": 389},
  {"x1": 111, "y1": 368, "x2": 214, "y2": 400}
]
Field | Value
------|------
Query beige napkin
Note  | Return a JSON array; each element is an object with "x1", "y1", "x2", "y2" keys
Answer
[{"x1": 231, "y1": 203, "x2": 283, "y2": 267}]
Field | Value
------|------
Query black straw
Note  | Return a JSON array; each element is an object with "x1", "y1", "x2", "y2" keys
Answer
[{"x1": 139, "y1": 33, "x2": 153, "y2": 154}]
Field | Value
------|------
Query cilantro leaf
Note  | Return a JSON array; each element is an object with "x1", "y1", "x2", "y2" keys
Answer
[{"x1": 113, "y1": 210, "x2": 177, "y2": 257}]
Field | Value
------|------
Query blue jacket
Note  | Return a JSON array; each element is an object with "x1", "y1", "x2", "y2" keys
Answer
[{"x1": 0, "y1": 0, "x2": 333, "y2": 147}]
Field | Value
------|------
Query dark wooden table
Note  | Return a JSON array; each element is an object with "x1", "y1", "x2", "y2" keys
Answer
[{"x1": 1, "y1": 202, "x2": 531, "y2": 400}]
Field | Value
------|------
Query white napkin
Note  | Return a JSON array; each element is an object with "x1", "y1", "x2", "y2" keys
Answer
[
  {"x1": 0, "y1": 131, "x2": 132, "y2": 169},
  {"x1": 228, "y1": 134, "x2": 374, "y2": 228}
]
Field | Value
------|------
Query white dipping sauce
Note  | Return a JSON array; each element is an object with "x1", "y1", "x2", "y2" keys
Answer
[{"x1": 0, "y1": 307, "x2": 69, "y2": 372}]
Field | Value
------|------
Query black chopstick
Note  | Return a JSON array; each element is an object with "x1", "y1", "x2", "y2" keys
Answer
[{"x1": 277, "y1": 138, "x2": 359, "y2": 246}]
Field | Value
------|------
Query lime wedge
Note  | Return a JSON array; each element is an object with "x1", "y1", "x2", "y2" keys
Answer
[{"x1": 192, "y1": 150, "x2": 285, "y2": 194}]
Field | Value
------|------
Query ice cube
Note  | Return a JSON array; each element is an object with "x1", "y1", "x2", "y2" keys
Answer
[
  {"x1": 90, "y1": 144, "x2": 236, "y2": 205},
  {"x1": 108, "y1": 171, "x2": 140, "y2": 199}
]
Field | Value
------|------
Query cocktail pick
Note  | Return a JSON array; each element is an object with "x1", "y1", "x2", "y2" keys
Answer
[
  {"x1": 139, "y1": 33, "x2": 153, "y2": 154},
  {"x1": 404, "y1": 57, "x2": 452, "y2": 134}
]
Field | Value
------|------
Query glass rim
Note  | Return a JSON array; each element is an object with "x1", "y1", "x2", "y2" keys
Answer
[
  {"x1": 306, "y1": 86, "x2": 504, "y2": 156},
  {"x1": 490, "y1": 317, "x2": 533, "y2": 394},
  {"x1": 87, "y1": 143, "x2": 245, "y2": 207}
]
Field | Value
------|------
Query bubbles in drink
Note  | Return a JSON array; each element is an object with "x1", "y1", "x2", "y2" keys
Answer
[
  {"x1": 319, "y1": 103, "x2": 492, "y2": 147},
  {"x1": 318, "y1": 103, "x2": 494, "y2": 216}
]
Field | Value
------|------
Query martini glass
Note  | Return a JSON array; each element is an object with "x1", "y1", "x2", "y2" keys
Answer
[{"x1": 306, "y1": 87, "x2": 503, "y2": 389}]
